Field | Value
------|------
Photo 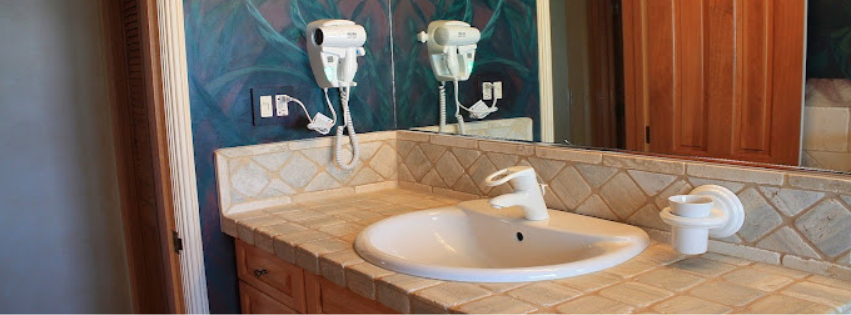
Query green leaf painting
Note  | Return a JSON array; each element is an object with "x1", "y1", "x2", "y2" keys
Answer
[
  {"x1": 183, "y1": 1, "x2": 538, "y2": 312},
  {"x1": 392, "y1": 0, "x2": 540, "y2": 136},
  {"x1": 807, "y1": 0, "x2": 851, "y2": 80}
]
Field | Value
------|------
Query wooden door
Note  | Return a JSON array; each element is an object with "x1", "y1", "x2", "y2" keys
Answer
[
  {"x1": 621, "y1": 0, "x2": 806, "y2": 165},
  {"x1": 101, "y1": 0, "x2": 184, "y2": 313}
]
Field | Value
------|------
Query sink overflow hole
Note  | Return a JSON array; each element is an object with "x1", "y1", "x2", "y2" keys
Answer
[{"x1": 516, "y1": 232, "x2": 524, "y2": 242}]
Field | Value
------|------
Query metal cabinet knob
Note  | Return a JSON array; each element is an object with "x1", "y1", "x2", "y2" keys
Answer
[{"x1": 253, "y1": 269, "x2": 268, "y2": 278}]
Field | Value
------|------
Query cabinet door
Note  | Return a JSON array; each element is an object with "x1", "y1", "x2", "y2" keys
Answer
[
  {"x1": 236, "y1": 240, "x2": 307, "y2": 313},
  {"x1": 304, "y1": 273, "x2": 398, "y2": 314},
  {"x1": 622, "y1": 0, "x2": 806, "y2": 165},
  {"x1": 240, "y1": 281, "x2": 298, "y2": 314}
]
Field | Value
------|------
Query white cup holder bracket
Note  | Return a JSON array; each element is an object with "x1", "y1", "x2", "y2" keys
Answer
[{"x1": 659, "y1": 185, "x2": 744, "y2": 255}]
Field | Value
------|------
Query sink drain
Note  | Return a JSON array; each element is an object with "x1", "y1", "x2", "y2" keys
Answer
[{"x1": 516, "y1": 232, "x2": 524, "y2": 242}]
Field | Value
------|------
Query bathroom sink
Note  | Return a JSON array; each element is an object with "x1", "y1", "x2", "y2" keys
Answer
[{"x1": 354, "y1": 199, "x2": 650, "y2": 282}]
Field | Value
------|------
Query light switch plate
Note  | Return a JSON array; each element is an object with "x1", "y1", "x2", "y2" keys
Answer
[{"x1": 260, "y1": 96, "x2": 273, "y2": 118}]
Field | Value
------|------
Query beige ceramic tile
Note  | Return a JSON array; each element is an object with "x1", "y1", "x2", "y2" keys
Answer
[
  {"x1": 318, "y1": 249, "x2": 363, "y2": 287},
  {"x1": 782, "y1": 255, "x2": 851, "y2": 281},
  {"x1": 635, "y1": 268, "x2": 705, "y2": 292},
  {"x1": 600, "y1": 172, "x2": 647, "y2": 219},
  {"x1": 316, "y1": 222, "x2": 363, "y2": 237},
  {"x1": 787, "y1": 173, "x2": 851, "y2": 194},
  {"x1": 376, "y1": 274, "x2": 443, "y2": 313},
  {"x1": 598, "y1": 282, "x2": 673, "y2": 307},
  {"x1": 756, "y1": 226, "x2": 821, "y2": 259},
  {"x1": 652, "y1": 296, "x2": 732, "y2": 314},
  {"x1": 295, "y1": 238, "x2": 350, "y2": 274},
  {"x1": 807, "y1": 274, "x2": 851, "y2": 290},
  {"x1": 669, "y1": 257, "x2": 737, "y2": 277},
  {"x1": 759, "y1": 186, "x2": 825, "y2": 217},
  {"x1": 794, "y1": 198, "x2": 851, "y2": 257},
  {"x1": 478, "y1": 140, "x2": 535, "y2": 156},
  {"x1": 548, "y1": 166, "x2": 593, "y2": 209},
  {"x1": 475, "y1": 282, "x2": 530, "y2": 293},
  {"x1": 575, "y1": 164, "x2": 619, "y2": 188},
  {"x1": 272, "y1": 230, "x2": 330, "y2": 263},
  {"x1": 536, "y1": 147, "x2": 603, "y2": 164},
  {"x1": 706, "y1": 241, "x2": 781, "y2": 265},
  {"x1": 555, "y1": 272, "x2": 622, "y2": 292},
  {"x1": 345, "y1": 262, "x2": 394, "y2": 299},
  {"x1": 688, "y1": 281, "x2": 765, "y2": 306},
  {"x1": 722, "y1": 266, "x2": 795, "y2": 291},
  {"x1": 687, "y1": 164, "x2": 784, "y2": 186},
  {"x1": 412, "y1": 282, "x2": 492, "y2": 311},
  {"x1": 554, "y1": 295, "x2": 634, "y2": 314},
  {"x1": 507, "y1": 283, "x2": 582, "y2": 307},
  {"x1": 635, "y1": 245, "x2": 684, "y2": 265},
  {"x1": 781, "y1": 281, "x2": 851, "y2": 313},
  {"x1": 602, "y1": 154, "x2": 685, "y2": 175},
  {"x1": 627, "y1": 170, "x2": 677, "y2": 196},
  {"x1": 606, "y1": 258, "x2": 659, "y2": 278},
  {"x1": 741, "y1": 294, "x2": 835, "y2": 314},
  {"x1": 453, "y1": 295, "x2": 538, "y2": 314},
  {"x1": 397, "y1": 131, "x2": 431, "y2": 142},
  {"x1": 429, "y1": 133, "x2": 478, "y2": 149},
  {"x1": 698, "y1": 252, "x2": 752, "y2": 266},
  {"x1": 736, "y1": 188, "x2": 783, "y2": 242}
]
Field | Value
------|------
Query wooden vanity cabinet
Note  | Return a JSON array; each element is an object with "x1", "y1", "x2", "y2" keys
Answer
[{"x1": 235, "y1": 240, "x2": 397, "y2": 314}]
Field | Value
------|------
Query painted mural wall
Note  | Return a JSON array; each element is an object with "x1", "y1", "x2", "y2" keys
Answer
[
  {"x1": 392, "y1": 0, "x2": 540, "y2": 136},
  {"x1": 183, "y1": 0, "x2": 538, "y2": 312}
]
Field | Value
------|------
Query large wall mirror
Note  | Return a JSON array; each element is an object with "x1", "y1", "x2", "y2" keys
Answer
[{"x1": 413, "y1": 0, "x2": 851, "y2": 175}]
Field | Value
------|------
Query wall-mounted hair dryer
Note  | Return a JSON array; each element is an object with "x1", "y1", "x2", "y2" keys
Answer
[
  {"x1": 418, "y1": 21, "x2": 495, "y2": 134},
  {"x1": 306, "y1": 20, "x2": 367, "y2": 171},
  {"x1": 307, "y1": 20, "x2": 367, "y2": 88},
  {"x1": 417, "y1": 21, "x2": 481, "y2": 82}
]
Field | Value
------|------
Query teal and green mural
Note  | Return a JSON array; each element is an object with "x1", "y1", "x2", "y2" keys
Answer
[
  {"x1": 392, "y1": 0, "x2": 540, "y2": 135},
  {"x1": 183, "y1": 0, "x2": 538, "y2": 312},
  {"x1": 807, "y1": 0, "x2": 851, "y2": 80}
]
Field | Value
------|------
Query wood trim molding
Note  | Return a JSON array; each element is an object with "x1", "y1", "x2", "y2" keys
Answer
[
  {"x1": 537, "y1": 0, "x2": 555, "y2": 142},
  {"x1": 155, "y1": 0, "x2": 209, "y2": 313}
]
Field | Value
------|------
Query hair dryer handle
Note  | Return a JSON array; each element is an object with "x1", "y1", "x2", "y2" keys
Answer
[{"x1": 339, "y1": 48, "x2": 360, "y2": 84}]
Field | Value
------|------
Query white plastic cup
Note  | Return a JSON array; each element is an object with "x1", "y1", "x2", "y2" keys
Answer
[{"x1": 668, "y1": 195, "x2": 714, "y2": 218}]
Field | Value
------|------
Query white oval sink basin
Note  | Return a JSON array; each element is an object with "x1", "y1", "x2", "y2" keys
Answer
[{"x1": 354, "y1": 200, "x2": 649, "y2": 282}]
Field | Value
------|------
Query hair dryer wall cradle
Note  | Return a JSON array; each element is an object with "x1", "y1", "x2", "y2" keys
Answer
[
  {"x1": 300, "y1": 19, "x2": 367, "y2": 171},
  {"x1": 418, "y1": 21, "x2": 497, "y2": 135}
]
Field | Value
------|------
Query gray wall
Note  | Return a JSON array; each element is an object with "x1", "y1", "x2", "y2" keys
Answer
[{"x1": 0, "y1": 0, "x2": 133, "y2": 312}]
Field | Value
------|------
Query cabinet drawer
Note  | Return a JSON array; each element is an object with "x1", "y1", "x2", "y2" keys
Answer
[
  {"x1": 305, "y1": 273, "x2": 398, "y2": 314},
  {"x1": 240, "y1": 281, "x2": 297, "y2": 314},
  {"x1": 236, "y1": 240, "x2": 306, "y2": 313}
]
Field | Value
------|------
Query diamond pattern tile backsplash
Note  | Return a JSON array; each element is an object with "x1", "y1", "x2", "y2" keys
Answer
[
  {"x1": 217, "y1": 130, "x2": 850, "y2": 280},
  {"x1": 394, "y1": 131, "x2": 850, "y2": 276},
  {"x1": 216, "y1": 132, "x2": 399, "y2": 215}
]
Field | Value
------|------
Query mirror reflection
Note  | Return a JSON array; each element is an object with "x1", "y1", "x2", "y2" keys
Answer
[{"x1": 412, "y1": 0, "x2": 851, "y2": 175}]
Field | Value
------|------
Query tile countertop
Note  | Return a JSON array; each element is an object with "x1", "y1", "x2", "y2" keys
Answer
[{"x1": 221, "y1": 188, "x2": 851, "y2": 314}]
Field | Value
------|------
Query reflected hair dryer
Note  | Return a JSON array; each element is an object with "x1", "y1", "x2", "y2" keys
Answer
[
  {"x1": 307, "y1": 20, "x2": 367, "y2": 88},
  {"x1": 417, "y1": 21, "x2": 481, "y2": 82}
]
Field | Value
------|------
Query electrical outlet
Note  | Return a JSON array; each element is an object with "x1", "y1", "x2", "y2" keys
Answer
[
  {"x1": 493, "y1": 81, "x2": 503, "y2": 100},
  {"x1": 275, "y1": 95, "x2": 289, "y2": 117},
  {"x1": 482, "y1": 82, "x2": 493, "y2": 101},
  {"x1": 251, "y1": 86, "x2": 294, "y2": 126}
]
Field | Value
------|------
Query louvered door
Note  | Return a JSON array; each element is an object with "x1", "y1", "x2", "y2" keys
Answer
[{"x1": 101, "y1": 0, "x2": 183, "y2": 313}]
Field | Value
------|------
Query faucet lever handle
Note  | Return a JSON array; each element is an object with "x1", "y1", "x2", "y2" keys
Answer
[
  {"x1": 484, "y1": 166, "x2": 537, "y2": 187},
  {"x1": 539, "y1": 183, "x2": 548, "y2": 196}
]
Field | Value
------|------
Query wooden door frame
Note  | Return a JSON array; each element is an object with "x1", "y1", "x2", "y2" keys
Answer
[
  {"x1": 538, "y1": 0, "x2": 555, "y2": 142},
  {"x1": 101, "y1": 0, "x2": 209, "y2": 313}
]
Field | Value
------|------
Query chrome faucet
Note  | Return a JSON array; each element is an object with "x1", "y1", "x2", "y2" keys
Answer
[{"x1": 484, "y1": 166, "x2": 549, "y2": 221}]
